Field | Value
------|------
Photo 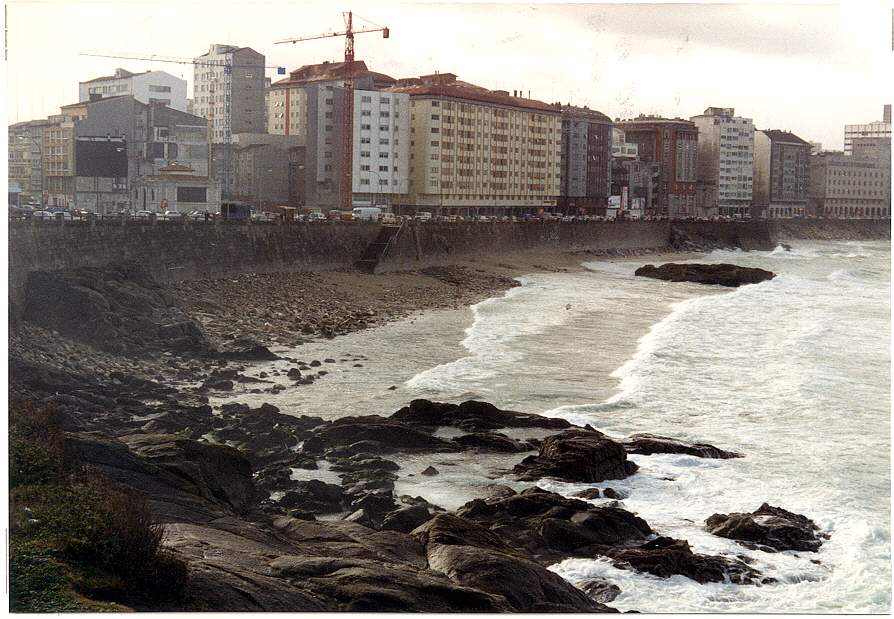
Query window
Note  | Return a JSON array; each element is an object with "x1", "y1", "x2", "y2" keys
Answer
[
  {"x1": 361, "y1": 124, "x2": 371, "y2": 130},
  {"x1": 360, "y1": 164, "x2": 371, "y2": 171},
  {"x1": 431, "y1": 114, "x2": 440, "y2": 120},
  {"x1": 361, "y1": 96, "x2": 372, "y2": 103},
  {"x1": 379, "y1": 165, "x2": 389, "y2": 172},
  {"x1": 379, "y1": 152, "x2": 389, "y2": 158},
  {"x1": 361, "y1": 110, "x2": 371, "y2": 116},
  {"x1": 381, "y1": 97, "x2": 390, "y2": 104},
  {"x1": 177, "y1": 186, "x2": 207, "y2": 203},
  {"x1": 360, "y1": 178, "x2": 370, "y2": 185},
  {"x1": 379, "y1": 138, "x2": 389, "y2": 145},
  {"x1": 360, "y1": 151, "x2": 371, "y2": 157},
  {"x1": 148, "y1": 84, "x2": 172, "y2": 93},
  {"x1": 380, "y1": 111, "x2": 390, "y2": 118}
]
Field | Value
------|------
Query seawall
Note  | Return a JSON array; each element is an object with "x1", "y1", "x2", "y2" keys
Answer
[{"x1": 9, "y1": 218, "x2": 886, "y2": 309}]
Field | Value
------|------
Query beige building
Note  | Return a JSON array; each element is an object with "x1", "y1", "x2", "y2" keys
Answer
[{"x1": 388, "y1": 73, "x2": 562, "y2": 214}]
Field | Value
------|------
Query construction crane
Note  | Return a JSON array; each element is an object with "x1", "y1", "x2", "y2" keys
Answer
[
  {"x1": 275, "y1": 11, "x2": 389, "y2": 211},
  {"x1": 79, "y1": 50, "x2": 286, "y2": 200}
]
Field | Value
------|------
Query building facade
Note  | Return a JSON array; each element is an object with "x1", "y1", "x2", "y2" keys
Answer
[
  {"x1": 753, "y1": 129, "x2": 809, "y2": 218},
  {"x1": 844, "y1": 105, "x2": 892, "y2": 155},
  {"x1": 192, "y1": 44, "x2": 266, "y2": 142},
  {"x1": 615, "y1": 116, "x2": 698, "y2": 218},
  {"x1": 131, "y1": 164, "x2": 221, "y2": 213},
  {"x1": 809, "y1": 149, "x2": 890, "y2": 219},
  {"x1": 389, "y1": 73, "x2": 562, "y2": 215},
  {"x1": 231, "y1": 133, "x2": 304, "y2": 209},
  {"x1": 79, "y1": 68, "x2": 188, "y2": 112},
  {"x1": 557, "y1": 105, "x2": 612, "y2": 213},
  {"x1": 689, "y1": 107, "x2": 754, "y2": 218}
]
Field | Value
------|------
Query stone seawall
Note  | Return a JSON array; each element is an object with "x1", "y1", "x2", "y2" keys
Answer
[
  {"x1": 8, "y1": 220, "x2": 381, "y2": 308},
  {"x1": 9, "y1": 218, "x2": 884, "y2": 310}
]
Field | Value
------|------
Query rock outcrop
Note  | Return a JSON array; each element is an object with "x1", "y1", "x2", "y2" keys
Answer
[
  {"x1": 391, "y1": 399, "x2": 571, "y2": 432},
  {"x1": 513, "y1": 428, "x2": 638, "y2": 483},
  {"x1": 622, "y1": 433, "x2": 742, "y2": 459},
  {"x1": 705, "y1": 503, "x2": 827, "y2": 552},
  {"x1": 634, "y1": 263, "x2": 775, "y2": 287}
]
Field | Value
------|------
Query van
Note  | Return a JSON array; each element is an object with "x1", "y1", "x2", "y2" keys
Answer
[
  {"x1": 352, "y1": 207, "x2": 382, "y2": 221},
  {"x1": 414, "y1": 211, "x2": 433, "y2": 222}
]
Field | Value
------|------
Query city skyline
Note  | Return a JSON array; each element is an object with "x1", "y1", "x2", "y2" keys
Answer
[{"x1": 5, "y1": 1, "x2": 892, "y2": 150}]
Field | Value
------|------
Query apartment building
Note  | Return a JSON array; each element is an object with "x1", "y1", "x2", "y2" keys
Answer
[
  {"x1": 557, "y1": 105, "x2": 612, "y2": 213},
  {"x1": 192, "y1": 44, "x2": 266, "y2": 141},
  {"x1": 616, "y1": 116, "x2": 698, "y2": 218},
  {"x1": 267, "y1": 60, "x2": 396, "y2": 139},
  {"x1": 79, "y1": 68, "x2": 188, "y2": 112},
  {"x1": 690, "y1": 107, "x2": 754, "y2": 218},
  {"x1": 809, "y1": 149, "x2": 890, "y2": 219},
  {"x1": 388, "y1": 73, "x2": 562, "y2": 215},
  {"x1": 43, "y1": 104, "x2": 87, "y2": 207},
  {"x1": 844, "y1": 105, "x2": 891, "y2": 155},
  {"x1": 753, "y1": 129, "x2": 809, "y2": 218},
  {"x1": 230, "y1": 133, "x2": 305, "y2": 208}
]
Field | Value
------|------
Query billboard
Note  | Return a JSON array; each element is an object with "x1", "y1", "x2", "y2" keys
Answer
[{"x1": 75, "y1": 136, "x2": 127, "y2": 178}]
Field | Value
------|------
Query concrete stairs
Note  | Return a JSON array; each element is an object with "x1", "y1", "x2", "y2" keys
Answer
[{"x1": 355, "y1": 223, "x2": 404, "y2": 273}]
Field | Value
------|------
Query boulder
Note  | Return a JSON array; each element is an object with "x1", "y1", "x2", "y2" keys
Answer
[
  {"x1": 413, "y1": 514, "x2": 613, "y2": 612},
  {"x1": 705, "y1": 503, "x2": 827, "y2": 552},
  {"x1": 302, "y1": 416, "x2": 458, "y2": 454},
  {"x1": 278, "y1": 480, "x2": 345, "y2": 514},
  {"x1": 580, "y1": 578, "x2": 622, "y2": 604},
  {"x1": 453, "y1": 431, "x2": 535, "y2": 452},
  {"x1": 380, "y1": 505, "x2": 434, "y2": 533},
  {"x1": 456, "y1": 487, "x2": 651, "y2": 561},
  {"x1": 598, "y1": 536, "x2": 764, "y2": 585},
  {"x1": 514, "y1": 428, "x2": 638, "y2": 483},
  {"x1": 622, "y1": 433, "x2": 742, "y2": 459},
  {"x1": 391, "y1": 399, "x2": 571, "y2": 432},
  {"x1": 634, "y1": 263, "x2": 775, "y2": 288}
]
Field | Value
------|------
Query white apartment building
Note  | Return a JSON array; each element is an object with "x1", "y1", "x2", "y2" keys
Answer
[
  {"x1": 690, "y1": 107, "x2": 754, "y2": 217},
  {"x1": 192, "y1": 44, "x2": 266, "y2": 143},
  {"x1": 352, "y1": 90, "x2": 410, "y2": 201},
  {"x1": 844, "y1": 105, "x2": 891, "y2": 155},
  {"x1": 79, "y1": 69, "x2": 188, "y2": 112},
  {"x1": 304, "y1": 84, "x2": 409, "y2": 208}
]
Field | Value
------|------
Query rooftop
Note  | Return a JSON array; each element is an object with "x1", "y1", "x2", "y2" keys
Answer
[
  {"x1": 761, "y1": 129, "x2": 809, "y2": 145},
  {"x1": 270, "y1": 60, "x2": 396, "y2": 89},
  {"x1": 81, "y1": 68, "x2": 150, "y2": 84},
  {"x1": 388, "y1": 74, "x2": 558, "y2": 113}
]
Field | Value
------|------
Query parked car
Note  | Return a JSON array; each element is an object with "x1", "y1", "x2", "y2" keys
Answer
[
  {"x1": 414, "y1": 211, "x2": 433, "y2": 222},
  {"x1": 380, "y1": 212, "x2": 398, "y2": 224},
  {"x1": 162, "y1": 211, "x2": 185, "y2": 220},
  {"x1": 306, "y1": 212, "x2": 326, "y2": 222},
  {"x1": 250, "y1": 211, "x2": 277, "y2": 222},
  {"x1": 134, "y1": 210, "x2": 153, "y2": 220},
  {"x1": 352, "y1": 207, "x2": 382, "y2": 221}
]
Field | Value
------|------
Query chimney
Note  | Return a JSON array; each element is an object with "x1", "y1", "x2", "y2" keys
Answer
[{"x1": 884, "y1": 104, "x2": 892, "y2": 124}]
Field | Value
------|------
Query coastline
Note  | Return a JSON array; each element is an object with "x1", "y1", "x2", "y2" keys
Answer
[{"x1": 9, "y1": 236, "x2": 888, "y2": 612}]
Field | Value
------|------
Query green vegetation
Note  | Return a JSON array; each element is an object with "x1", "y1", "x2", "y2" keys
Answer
[{"x1": 9, "y1": 401, "x2": 188, "y2": 612}]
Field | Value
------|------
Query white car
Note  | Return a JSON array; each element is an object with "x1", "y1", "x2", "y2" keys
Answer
[
  {"x1": 414, "y1": 212, "x2": 433, "y2": 222},
  {"x1": 134, "y1": 210, "x2": 153, "y2": 219},
  {"x1": 306, "y1": 212, "x2": 326, "y2": 222},
  {"x1": 32, "y1": 210, "x2": 54, "y2": 220},
  {"x1": 162, "y1": 211, "x2": 185, "y2": 220}
]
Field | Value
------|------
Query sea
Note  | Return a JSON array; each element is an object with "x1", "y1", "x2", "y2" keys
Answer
[{"x1": 218, "y1": 239, "x2": 891, "y2": 613}]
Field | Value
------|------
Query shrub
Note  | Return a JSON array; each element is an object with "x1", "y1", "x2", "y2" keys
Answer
[{"x1": 9, "y1": 402, "x2": 67, "y2": 487}]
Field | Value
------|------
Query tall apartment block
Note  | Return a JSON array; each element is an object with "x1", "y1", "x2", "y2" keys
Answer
[
  {"x1": 689, "y1": 107, "x2": 754, "y2": 218},
  {"x1": 615, "y1": 116, "x2": 698, "y2": 218},
  {"x1": 192, "y1": 44, "x2": 266, "y2": 141},
  {"x1": 844, "y1": 105, "x2": 892, "y2": 155},
  {"x1": 78, "y1": 68, "x2": 188, "y2": 112},
  {"x1": 753, "y1": 130, "x2": 809, "y2": 218},
  {"x1": 556, "y1": 105, "x2": 612, "y2": 214},
  {"x1": 389, "y1": 73, "x2": 562, "y2": 215}
]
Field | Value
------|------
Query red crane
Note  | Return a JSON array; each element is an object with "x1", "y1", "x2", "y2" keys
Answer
[{"x1": 275, "y1": 12, "x2": 389, "y2": 211}]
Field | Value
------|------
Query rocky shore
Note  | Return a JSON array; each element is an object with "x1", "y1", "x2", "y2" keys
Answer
[{"x1": 9, "y1": 248, "x2": 830, "y2": 612}]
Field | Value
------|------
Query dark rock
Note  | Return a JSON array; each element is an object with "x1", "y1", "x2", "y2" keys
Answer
[
  {"x1": 309, "y1": 360, "x2": 322, "y2": 367},
  {"x1": 420, "y1": 466, "x2": 439, "y2": 476},
  {"x1": 302, "y1": 416, "x2": 458, "y2": 455},
  {"x1": 380, "y1": 505, "x2": 434, "y2": 533},
  {"x1": 216, "y1": 338, "x2": 280, "y2": 361},
  {"x1": 580, "y1": 578, "x2": 622, "y2": 604},
  {"x1": 602, "y1": 488, "x2": 625, "y2": 500},
  {"x1": 574, "y1": 488, "x2": 602, "y2": 499},
  {"x1": 453, "y1": 431, "x2": 535, "y2": 452},
  {"x1": 279, "y1": 480, "x2": 345, "y2": 514},
  {"x1": 413, "y1": 514, "x2": 613, "y2": 612},
  {"x1": 622, "y1": 433, "x2": 742, "y2": 459},
  {"x1": 456, "y1": 487, "x2": 651, "y2": 561},
  {"x1": 391, "y1": 399, "x2": 571, "y2": 432},
  {"x1": 634, "y1": 263, "x2": 775, "y2": 288},
  {"x1": 514, "y1": 428, "x2": 638, "y2": 483},
  {"x1": 287, "y1": 367, "x2": 303, "y2": 379},
  {"x1": 598, "y1": 536, "x2": 763, "y2": 585},
  {"x1": 705, "y1": 503, "x2": 827, "y2": 552},
  {"x1": 202, "y1": 379, "x2": 234, "y2": 391}
]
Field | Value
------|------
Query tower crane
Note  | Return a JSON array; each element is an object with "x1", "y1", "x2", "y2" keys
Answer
[
  {"x1": 79, "y1": 50, "x2": 286, "y2": 199},
  {"x1": 275, "y1": 11, "x2": 389, "y2": 211}
]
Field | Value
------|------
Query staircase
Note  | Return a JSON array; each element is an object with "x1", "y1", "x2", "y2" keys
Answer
[{"x1": 355, "y1": 222, "x2": 404, "y2": 273}]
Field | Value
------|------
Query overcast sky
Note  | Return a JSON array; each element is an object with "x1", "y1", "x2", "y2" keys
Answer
[{"x1": 5, "y1": 0, "x2": 893, "y2": 149}]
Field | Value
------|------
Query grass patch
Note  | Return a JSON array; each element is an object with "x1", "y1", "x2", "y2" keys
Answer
[{"x1": 9, "y1": 401, "x2": 189, "y2": 611}]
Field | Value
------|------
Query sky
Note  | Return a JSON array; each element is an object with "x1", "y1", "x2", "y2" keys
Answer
[{"x1": 5, "y1": 0, "x2": 893, "y2": 150}]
